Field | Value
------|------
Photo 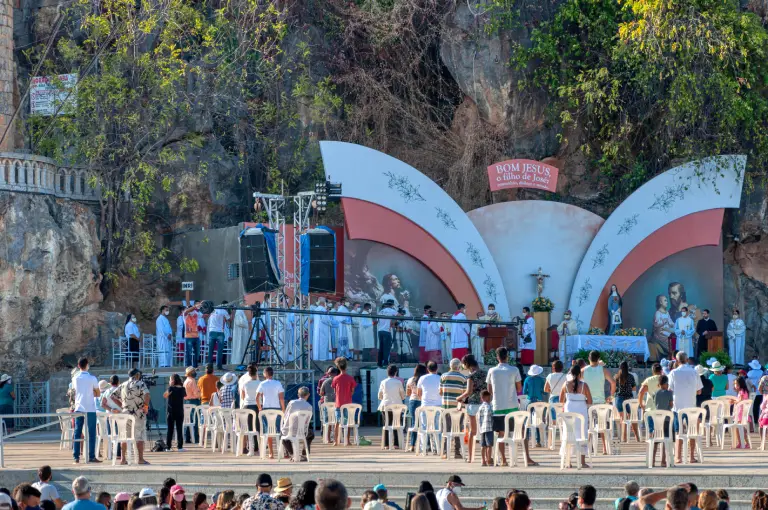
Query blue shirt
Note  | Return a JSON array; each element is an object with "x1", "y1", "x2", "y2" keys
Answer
[
  {"x1": 0, "y1": 384, "x2": 13, "y2": 407},
  {"x1": 523, "y1": 375, "x2": 545, "y2": 403},
  {"x1": 62, "y1": 500, "x2": 107, "y2": 510}
]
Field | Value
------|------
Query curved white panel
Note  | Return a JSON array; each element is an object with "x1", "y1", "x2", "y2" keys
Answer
[
  {"x1": 567, "y1": 155, "x2": 746, "y2": 332},
  {"x1": 320, "y1": 141, "x2": 510, "y2": 318}
]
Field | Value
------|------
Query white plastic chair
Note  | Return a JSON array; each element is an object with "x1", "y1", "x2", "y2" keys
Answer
[
  {"x1": 380, "y1": 404, "x2": 407, "y2": 451},
  {"x1": 112, "y1": 337, "x2": 129, "y2": 370},
  {"x1": 340, "y1": 404, "x2": 362, "y2": 446},
  {"x1": 214, "y1": 408, "x2": 235, "y2": 453},
  {"x1": 140, "y1": 334, "x2": 158, "y2": 368},
  {"x1": 56, "y1": 408, "x2": 74, "y2": 450},
  {"x1": 259, "y1": 409, "x2": 284, "y2": 459},
  {"x1": 527, "y1": 403, "x2": 549, "y2": 448},
  {"x1": 717, "y1": 396, "x2": 737, "y2": 426},
  {"x1": 201, "y1": 407, "x2": 219, "y2": 449},
  {"x1": 761, "y1": 422, "x2": 768, "y2": 450},
  {"x1": 622, "y1": 399, "x2": 643, "y2": 442},
  {"x1": 701, "y1": 400, "x2": 725, "y2": 447},
  {"x1": 108, "y1": 414, "x2": 138, "y2": 465},
  {"x1": 644, "y1": 410, "x2": 674, "y2": 468},
  {"x1": 277, "y1": 410, "x2": 313, "y2": 462},
  {"x1": 182, "y1": 404, "x2": 198, "y2": 445},
  {"x1": 558, "y1": 412, "x2": 591, "y2": 470},
  {"x1": 676, "y1": 407, "x2": 705, "y2": 464},
  {"x1": 320, "y1": 403, "x2": 337, "y2": 444},
  {"x1": 517, "y1": 396, "x2": 529, "y2": 411},
  {"x1": 494, "y1": 411, "x2": 529, "y2": 468},
  {"x1": 233, "y1": 409, "x2": 259, "y2": 457},
  {"x1": 95, "y1": 412, "x2": 112, "y2": 460},
  {"x1": 548, "y1": 403, "x2": 565, "y2": 450},
  {"x1": 439, "y1": 409, "x2": 466, "y2": 459},
  {"x1": 722, "y1": 400, "x2": 753, "y2": 449},
  {"x1": 588, "y1": 404, "x2": 616, "y2": 456},
  {"x1": 414, "y1": 406, "x2": 443, "y2": 456}
]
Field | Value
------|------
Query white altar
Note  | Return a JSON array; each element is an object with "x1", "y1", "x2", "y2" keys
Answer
[{"x1": 559, "y1": 334, "x2": 651, "y2": 361}]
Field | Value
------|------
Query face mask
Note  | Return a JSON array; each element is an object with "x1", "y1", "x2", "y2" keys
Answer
[
  {"x1": 733, "y1": 315, "x2": 738, "y2": 320},
  {"x1": 452, "y1": 487, "x2": 462, "y2": 495},
  {"x1": 131, "y1": 317, "x2": 137, "y2": 323},
  {"x1": 173, "y1": 494, "x2": 185, "y2": 502},
  {"x1": 681, "y1": 312, "x2": 687, "y2": 317},
  {"x1": 344, "y1": 302, "x2": 350, "y2": 307},
  {"x1": 164, "y1": 310, "x2": 169, "y2": 316}
]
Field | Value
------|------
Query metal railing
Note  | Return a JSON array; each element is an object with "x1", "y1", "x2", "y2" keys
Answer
[{"x1": 0, "y1": 412, "x2": 87, "y2": 468}]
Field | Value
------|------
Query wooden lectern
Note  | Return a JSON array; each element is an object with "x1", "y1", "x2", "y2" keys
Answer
[
  {"x1": 480, "y1": 326, "x2": 509, "y2": 353},
  {"x1": 707, "y1": 331, "x2": 724, "y2": 353}
]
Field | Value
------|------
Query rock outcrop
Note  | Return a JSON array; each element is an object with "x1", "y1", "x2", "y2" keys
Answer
[{"x1": 0, "y1": 193, "x2": 120, "y2": 378}]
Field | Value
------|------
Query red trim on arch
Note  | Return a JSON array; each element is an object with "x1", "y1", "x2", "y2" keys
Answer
[
  {"x1": 341, "y1": 198, "x2": 483, "y2": 315},
  {"x1": 589, "y1": 209, "x2": 724, "y2": 328}
]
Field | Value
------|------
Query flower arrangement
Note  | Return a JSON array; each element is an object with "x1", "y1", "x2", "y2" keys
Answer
[
  {"x1": 532, "y1": 297, "x2": 555, "y2": 312},
  {"x1": 587, "y1": 326, "x2": 605, "y2": 335},
  {"x1": 615, "y1": 327, "x2": 645, "y2": 337},
  {"x1": 699, "y1": 350, "x2": 732, "y2": 368}
]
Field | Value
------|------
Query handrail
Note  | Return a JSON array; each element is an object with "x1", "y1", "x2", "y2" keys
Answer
[{"x1": 0, "y1": 412, "x2": 87, "y2": 468}]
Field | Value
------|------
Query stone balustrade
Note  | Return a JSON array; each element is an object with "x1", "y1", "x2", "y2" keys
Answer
[{"x1": 0, "y1": 152, "x2": 100, "y2": 201}]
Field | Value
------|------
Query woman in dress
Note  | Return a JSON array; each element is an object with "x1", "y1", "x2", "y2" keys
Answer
[
  {"x1": 613, "y1": 361, "x2": 638, "y2": 442},
  {"x1": 607, "y1": 284, "x2": 623, "y2": 335},
  {"x1": 456, "y1": 354, "x2": 487, "y2": 463},
  {"x1": 651, "y1": 295, "x2": 675, "y2": 359},
  {"x1": 559, "y1": 364, "x2": 593, "y2": 467}
]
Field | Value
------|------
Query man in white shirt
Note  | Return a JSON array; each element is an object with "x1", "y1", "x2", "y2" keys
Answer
[
  {"x1": 156, "y1": 305, "x2": 174, "y2": 367},
  {"x1": 416, "y1": 361, "x2": 442, "y2": 453},
  {"x1": 256, "y1": 367, "x2": 285, "y2": 411},
  {"x1": 72, "y1": 358, "x2": 100, "y2": 464},
  {"x1": 668, "y1": 351, "x2": 702, "y2": 464},
  {"x1": 486, "y1": 347, "x2": 535, "y2": 466},
  {"x1": 281, "y1": 386, "x2": 314, "y2": 460},
  {"x1": 376, "y1": 300, "x2": 398, "y2": 368},
  {"x1": 33, "y1": 465, "x2": 65, "y2": 509},
  {"x1": 207, "y1": 303, "x2": 231, "y2": 369}
]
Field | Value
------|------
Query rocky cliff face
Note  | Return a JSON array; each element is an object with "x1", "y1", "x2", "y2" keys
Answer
[{"x1": 0, "y1": 193, "x2": 121, "y2": 379}]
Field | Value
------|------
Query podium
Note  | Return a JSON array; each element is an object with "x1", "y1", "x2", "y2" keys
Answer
[
  {"x1": 480, "y1": 326, "x2": 509, "y2": 353},
  {"x1": 707, "y1": 331, "x2": 724, "y2": 353}
]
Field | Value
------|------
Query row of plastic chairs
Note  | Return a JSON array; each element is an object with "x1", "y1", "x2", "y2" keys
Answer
[{"x1": 317, "y1": 403, "x2": 363, "y2": 445}]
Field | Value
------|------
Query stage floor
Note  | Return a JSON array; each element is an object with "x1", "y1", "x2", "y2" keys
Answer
[{"x1": 2, "y1": 427, "x2": 768, "y2": 509}]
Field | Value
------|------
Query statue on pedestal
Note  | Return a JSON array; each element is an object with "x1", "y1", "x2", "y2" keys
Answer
[
  {"x1": 727, "y1": 309, "x2": 746, "y2": 366},
  {"x1": 607, "y1": 284, "x2": 623, "y2": 335}
]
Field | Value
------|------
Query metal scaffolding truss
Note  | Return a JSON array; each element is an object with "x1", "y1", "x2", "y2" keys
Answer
[{"x1": 293, "y1": 192, "x2": 315, "y2": 369}]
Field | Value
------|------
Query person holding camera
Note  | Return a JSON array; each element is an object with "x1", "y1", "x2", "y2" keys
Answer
[{"x1": 120, "y1": 368, "x2": 151, "y2": 465}]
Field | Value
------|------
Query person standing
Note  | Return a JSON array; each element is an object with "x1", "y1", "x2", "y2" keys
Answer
[
  {"x1": 240, "y1": 363, "x2": 262, "y2": 455},
  {"x1": 331, "y1": 357, "x2": 357, "y2": 446},
  {"x1": 175, "y1": 310, "x2": 185, "y2": 365},
  {"x1": 405, "y1": 364, "x2": 426, "y2": 452},
  {"x1": 455, "y1": 354, "x2": 486, "y2": 463},
  {"x1": 559, "y1": 365, "x2": 592, "y2": 468},
  {"x1": 695, "y1": 309, "x2": 718, "y2": 359},
  {"x1": 727, "y1": 310, "x2": 746, "y2": 367},
  {"x1": 376, "y1": 300, "x2": 398, "y2": 367},
  {"x1": 183, "y1": 367, "x2": 201, "y2": 444},
  {"x1": 183, "y1": 303, "x2": 203, "y2": 368},
  {"x1": 232, "y1": 309, "x2": 250, "y2": 366},
  {"x1": 72, "y1": 358, "x2": 100, "y2": 464},
  {"x1": 418, "y1": 306, "x2": 432, "y2": 363},
  {"x1": 207, "y1": 303, "x2": 230, "y2": 370},
  {"x1": 156, "y1": 306, "x2": 174, "y2": 368},
  {"x1": 218, "y1": 372, "x2": 238, "y2": 409},
  {"x1": 197, "y1": 364, "x2": 218, "y2": 405},
  {"x1": 359, "y1": 303, "x2": 375, "y2": 362},
  {"x1": 696, "y1": 364, "x2": 713, "y2": 407},
  {"x1": 312, "y1": 300, "x2": 334, "y2": 362},
  {"x1": 378, "y1": 365, "x2": 405, "y2": 449},
  {"x1": 520, "y1": 307, "x2": 536, "y2": 365},
  {"x1": 450, "y1": 304, "x2": 470, "y2": 360},
  {"x1": 544, "y1": 360, "x2": 567, "y2": 407},
  {"x1": 124, "y1": 314, "x2": 141, "y2": 368},
  {"x1": 674, "y1": 307, "x2": 695, "y2": 358},
  {"x1": 709, "y1": 362, "x2": 728, "y2": 397},
  {"x1": 668, "y1": 352, "x2": 702, "y2": 463},
  {"x1": 439, "y1": 358, "x2": 466, "y2": 458},
  {"x1": 336, "y1": 300, "x2": 353, "y2": 360},
  {"x1": 0, "y1": 374, "x2": 15, "y2": 434},
  {"x1": 582, "y1": 351, "x2": 614, "y2": 454},
  {"x1": 163, "y1": 374, "x2": 186, "y2": 451},
  {"x1": 120, "y1": 368, "x2": 151, "y2": 465},
  {"x1": 486, "y1": 347, "x2": 535, "y2": 466}
]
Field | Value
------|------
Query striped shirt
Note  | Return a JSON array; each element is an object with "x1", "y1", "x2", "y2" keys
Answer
[{"x1": 440, "y1": 370, "x2": 467, "y2": 409}]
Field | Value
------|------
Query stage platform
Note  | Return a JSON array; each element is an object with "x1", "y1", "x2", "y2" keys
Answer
[{"x1": 1, "y1": 428, "x2": 767, "y2": 509}]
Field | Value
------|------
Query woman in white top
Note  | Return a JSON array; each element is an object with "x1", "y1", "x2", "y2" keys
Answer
[
  {"x1": 378, "y1": 365, "x2": 405, "y2": 449},
  {"x1": 124, "y1": 314, "x2": 141, "y2": 367},
  {"x1": 545, "y1": 360, "x2": 567, "y2": 422},
  {"x1": 559, "y1": 365, "x2": 593, "y2": 467},
  {"x1": 239, "y1": 364, "x2": 261, "y2": 455}
]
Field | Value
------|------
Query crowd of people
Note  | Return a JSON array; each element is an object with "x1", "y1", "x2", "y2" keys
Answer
[{"x1": 3, "y1": 466, "x2": 768, "y2": 510}]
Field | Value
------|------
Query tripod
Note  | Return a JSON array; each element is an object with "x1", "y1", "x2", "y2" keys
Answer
[
  {"x1": 236, "y1": 304, "x2": 284, "y2": 371},
  {"x1": 392, "y1": 324, "x2": 415, "y2": 362}
]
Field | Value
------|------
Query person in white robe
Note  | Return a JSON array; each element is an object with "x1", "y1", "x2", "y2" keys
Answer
[
  {"x1": 350, "y1": 302, "x2": 362, "y2": 361},
  {"x1": 521, "y1": 307, "x2": 536, "y2": 365},
  {"x1": 450, "y1": 304, "x2": 471, "y2": 359},
  {"x1": 232, "y1": 309, "x2": 249, "y2": 365},
  {"x1": 471, "y1": 312, "x2": 485, "y2": 365},
  {"x1": 425, "y1": 313, "x2": 442, "y2": 363},
  {"x1": 440, "y1": 313, "x2": 452, "y2": 363},
  {"x1": 557, "y1": 309, "x2": 579, "y2": 360},
  {"x1": 155, "y1": 306, "x2": 174, "y2": 367},
  {"x1": 336, "y1": 300, "x2": 353, "y2": 359},
  {"x1": 312, "y1": 301, "x2": 334, "y2": 361},
  {"x1": 284, "y1": 304, "x2": 297, "y2": 362},
  {"x1": 727, "y1": 310, "x2": 746, "y2": 366},
  {"x1": 359, "y1": 303, "x2": 375, "y2": 360},
  {"x1": 674, "y1": 306, "x2": 695, "y2": 358},
  {"x1": 418, "y1": 305, "x2": 432, "y2": 363}
]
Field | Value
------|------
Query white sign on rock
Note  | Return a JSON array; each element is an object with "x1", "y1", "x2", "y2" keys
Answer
[{"x1": 30, "y1": 74, "x2": 78, "y2": 116}]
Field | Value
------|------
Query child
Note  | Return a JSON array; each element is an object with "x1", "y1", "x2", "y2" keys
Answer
[
  {"x1": 734, "y1": 376, "x2": 751, "y2": 449},
  {"x1": 477, "y1": 390, "x2": 494, "y2": 466},
  {"x1": 331, "y1": 357, "x2": 357, "y2": 445},
  {"x1": 651, "y1": 375, "x2": 673, "y2": 467}
]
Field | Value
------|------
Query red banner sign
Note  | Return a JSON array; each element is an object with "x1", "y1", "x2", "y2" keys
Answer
[{"x1": 487, "y1": 159, "x2": 559, "y2": 193}]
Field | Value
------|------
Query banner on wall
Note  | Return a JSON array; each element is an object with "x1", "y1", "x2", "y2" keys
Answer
[{"x1": 487, "y1": 159, "x2": 559, "y2": 192}]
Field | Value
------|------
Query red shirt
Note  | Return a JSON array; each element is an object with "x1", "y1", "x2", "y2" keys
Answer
[{"x1": 331, "y1": 373, "x2": 357, "y2": 408}]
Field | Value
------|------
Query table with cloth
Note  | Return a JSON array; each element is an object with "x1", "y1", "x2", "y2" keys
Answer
[{"x1": 559, "y1": 334, "x2": 651, "y2": 361}]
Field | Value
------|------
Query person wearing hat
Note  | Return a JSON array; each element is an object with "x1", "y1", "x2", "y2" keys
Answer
[
  {"x1": 120, "y1": 368, "x2": 150, "y2": 465},
  {"x1": 183, "y1": 366, "x2": 201, "y2": 444},
  {"x1": 139, "y1": 488, "x2": 158, "y2": 507},
  {"x1": 240, "y1": 474, "x2": 284, "y2": 510},
  {"x1": 113, "y1": 493, "x2": 131, "y2": 510},
  {"x1": 218, "y1": 372, "x2": 238, "y2": 409},
  {"x1": 0, "y1": 492, "x2": 13, "y2": 510},
  {"x1": 0, "y1": 374, "x2": 14, "y2": 433},
  {"x1": 695, "y1": 365, "x2": 713, "y2": 407},
  {"x1": 373, "y1": 485, "x2": 402, "y2": 510},
  {"x1": 272, "y1": 478, "x2": 292, "y2": 505},
  {"x1": 62, "y1": 477, "x2": 101, "y2": 510},
  {"x1": 709, "y1": 361, "x2": 728, "y2": 398},
  {"x1": 747, "y1": 358, "x2": 765, "y2": 424},
  {"x1": 523, "y1": 364, "x2": 545, "y2": 446},
  {"x1": 435, "y1": 476, "x2": 481, "y2": 510},
  {"x1": 170, "y1": 486, "x2": 186, "y2": 510},
  {"x1": 95, "y1": 380, "x2": 111, "y2": 412}
]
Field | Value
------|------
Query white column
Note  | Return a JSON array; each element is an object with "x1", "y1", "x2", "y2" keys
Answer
[{"x1": 0, "y1": 160, "x2": 5, "y2": 185}]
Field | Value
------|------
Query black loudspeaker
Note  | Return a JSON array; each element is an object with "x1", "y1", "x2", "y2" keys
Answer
[
  {"x1": 239, "y1": 229, "x2": 280, "y2": 293},
  {"x1": 307, "y1": 231, "x2": 336, "y2": 293}
]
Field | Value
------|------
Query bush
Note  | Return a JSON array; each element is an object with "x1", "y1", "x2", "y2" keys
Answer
[
  {"x1": 573, "y1": 349, "x2": 638, "y2": 368},
  {"x1": 483, "y1": 350, "x2": 499, "y2": 367},
  {"x1": 587, "y1": 327, "x2": 605, "y2": 335},
  {"x1": 699, "y1": 350, "x2": 732, "y2": 368}
]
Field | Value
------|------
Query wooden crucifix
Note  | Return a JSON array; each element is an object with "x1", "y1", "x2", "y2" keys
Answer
[{"x1": 530, "y1": 267, "x2": 550, "y2": 297}]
